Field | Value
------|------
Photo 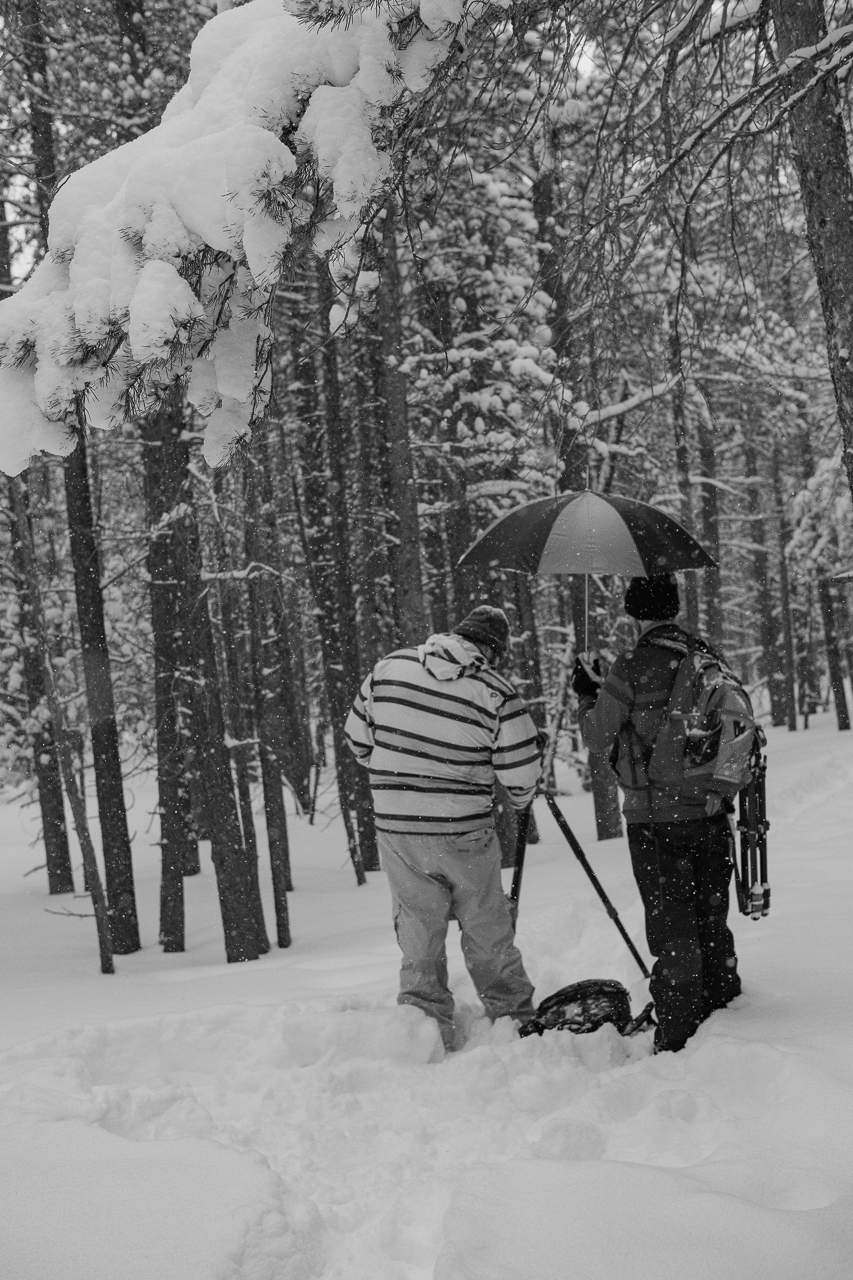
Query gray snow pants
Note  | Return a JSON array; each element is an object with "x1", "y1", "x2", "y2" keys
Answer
[{"x1": 378, "y1": 826, "x2": 535, "y2": 1048}]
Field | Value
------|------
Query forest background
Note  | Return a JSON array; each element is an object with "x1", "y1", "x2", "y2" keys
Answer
[{"x1": 1, "y1": 0, "x2": 852, "y2": 971}]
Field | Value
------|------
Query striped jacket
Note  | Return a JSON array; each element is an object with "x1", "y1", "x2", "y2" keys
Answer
[{"x1": 344, "y1": 634, "x2": 542, "y2": 835}]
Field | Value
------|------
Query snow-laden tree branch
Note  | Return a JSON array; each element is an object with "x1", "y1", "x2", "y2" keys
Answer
[{"x1": 0, "y1": 0, "x2": 520, "y2": 474}]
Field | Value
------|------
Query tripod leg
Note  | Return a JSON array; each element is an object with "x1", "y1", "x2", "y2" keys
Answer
[
  {"x1": 757, "y1": 756, "x2": 770, "y2": 916},
  {"x1": 544, "y1": 793, "x2": 650, "y2": 980}
]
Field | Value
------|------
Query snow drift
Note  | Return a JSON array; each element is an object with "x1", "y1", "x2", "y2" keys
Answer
[{"x1": 2, "y1": 715, "x2": 853, "y2": 1278}]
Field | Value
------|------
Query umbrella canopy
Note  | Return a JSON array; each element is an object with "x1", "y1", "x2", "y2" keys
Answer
[{"x1": 458, "y1": 490, "x2": 716, "y2": 577}]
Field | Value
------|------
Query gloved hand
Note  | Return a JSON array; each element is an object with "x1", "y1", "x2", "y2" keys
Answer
[{"x1": 571, "y1": 653, "x2": 603, "y2": 699}]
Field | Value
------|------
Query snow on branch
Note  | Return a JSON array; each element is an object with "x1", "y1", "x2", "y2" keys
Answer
[
  {"x1": 624, "y1": 21, "x2": 853, "y2": 211},
  {"x1": 570, "y1": 375, "x2": 681, "y2": 431},
  {"x1": 0, "y1": 0, "x2": 503, "y2": 475},
  {"x1": 663, "y1": 0, "x2": 762, "y2": 53}
]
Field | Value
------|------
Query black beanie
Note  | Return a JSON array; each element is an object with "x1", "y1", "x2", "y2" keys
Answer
[
  {"x1": 624, "y1": 574, "x2": 680, "y2": 621},
  {"x1": 453, "y1": 606, "x2": 510, "y2": 655}
]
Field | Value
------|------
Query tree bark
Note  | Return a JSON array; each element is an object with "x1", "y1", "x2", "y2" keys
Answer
[
  {"x1": 445, "y1": 475, "x2": 477, "y2": 624},
  {"x1": 140, "y1": 398, "x2": 206, "y2": 951},
  {"x1": 6, "y1": 478, "x2": 74, "y2": 895},
  {"x1": 289, "y1": 272, "x2": 369, "y2": 882},
  {"x1": 181, "y1": 520, "x2": 263, "y2": 962},
  {"x1": 818, "y1": 576, "x2": 851, "y2": 729},
  {"x1": 666, "y1": 315, "x2": 699, "y2": 631},
  {"x1": 349, "y1": 334, "x2": 395, "y2": 664},
  {"x1": 771, "y1": 444, "x2": 798, "y2": 730},
  {"x1": 111, "y1": 0, "x2": 147, "y2": 66},
  {"x1": 317, "y1": 268, "x2": 378, "y2": 872},
  {"x1": 770, "y1": 0, "x2": 853, "y2": 504},
  {"x1": 255, "y1": 426, "x2": 313, "y2": 809},
  {"x1": 376, "y1": 197, "x2": 427, "y2": 646},
  {"x1": 8, "y1": 480, "x2": 113, "y2": 972},
  {"x1": 743, "y1": 442, "x2": 786, "y2": 725},
  {"x1": 694, "y1": 389, "x2": 722, "y2": 649},
  {"x1": 209, "y1": 473, "x2": 270, "y2": 954},
  {"x1": 568, "y1": 577, "x2": 623, "y2": 840},
  {"x1": 245, "y1": 450, "x2": 293, "y2": 944},
  {"x1": 64, "y1": 437, "x2": 140, "y2": 954},
  {"x1": 18, "y1": 0, "x2": 56, "y2": 247}
]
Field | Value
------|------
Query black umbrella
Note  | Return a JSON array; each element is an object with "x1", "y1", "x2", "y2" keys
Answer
[
  {"x1": 459, "y1": 490, "x2": 716, "y2": 650},
  {"x1": 458, "y1": 490, "x2": 716, "y2": 578}
]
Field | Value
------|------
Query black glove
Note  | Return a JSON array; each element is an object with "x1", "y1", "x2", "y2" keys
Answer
[{"x1": 571, "y1": 653, "x2": 603, "y2": 699}]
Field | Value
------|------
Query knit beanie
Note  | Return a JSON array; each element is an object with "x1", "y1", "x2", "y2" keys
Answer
[
  {"x1": 624, "y1": 574, "x2": 680, "y2": 621},
  {"x1": 452, "y1": 605, "x2": 511, "y2": 655}
]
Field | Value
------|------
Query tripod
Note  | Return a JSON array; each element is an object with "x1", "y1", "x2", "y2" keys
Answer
[{"x1": 730, "y1": 735, "x2": 770, "y2": 919}]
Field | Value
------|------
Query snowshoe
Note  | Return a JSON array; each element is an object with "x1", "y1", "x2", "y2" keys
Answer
[{"x1": 518, "y1": 979, "x2": 654, "y2": 1039}]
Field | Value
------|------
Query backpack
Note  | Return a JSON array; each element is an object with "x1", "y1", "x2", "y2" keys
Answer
[{"x1": 644, "y1": 637, "x2": 758, "y2": 802}]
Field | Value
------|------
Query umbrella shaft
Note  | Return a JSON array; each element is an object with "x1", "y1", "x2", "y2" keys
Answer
[{"x1": 584, "y1": 574, "x2": 589, "y2": 651}]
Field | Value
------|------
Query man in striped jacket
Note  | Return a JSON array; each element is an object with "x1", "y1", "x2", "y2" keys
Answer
[{"x1": 345, "y1": 605, "x2": 542, "y2": 1050}]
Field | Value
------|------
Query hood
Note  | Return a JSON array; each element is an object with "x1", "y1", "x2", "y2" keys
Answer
[{"x1": 418, "y1": 633, "x2": 486, "y2": 681}]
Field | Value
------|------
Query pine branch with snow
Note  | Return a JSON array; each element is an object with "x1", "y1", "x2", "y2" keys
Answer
[{"x1": 0, "y1": 0, "x2": 500, "y2": 474}]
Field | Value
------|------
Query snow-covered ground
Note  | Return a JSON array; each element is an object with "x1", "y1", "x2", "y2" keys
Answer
[{"x1": 2, "y1": 714, "x2": 852, "y2": 1279}]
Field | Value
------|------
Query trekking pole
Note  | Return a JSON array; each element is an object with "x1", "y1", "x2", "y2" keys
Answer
[
  {"x1": 509, "y1": 806, "x2": 532, "y2": 907},
  {"x1": 544, "y1": 793, "x2": 650, "y2": 980}
]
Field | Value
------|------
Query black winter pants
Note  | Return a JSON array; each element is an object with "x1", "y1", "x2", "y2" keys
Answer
[{"x1": 627, "y1": 815, "x2": 741, "y2": 1052}]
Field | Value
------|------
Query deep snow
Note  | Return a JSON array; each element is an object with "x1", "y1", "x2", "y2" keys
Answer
[{"x1": 1, "y1": 713, "x2": 853, "y2": 1278}]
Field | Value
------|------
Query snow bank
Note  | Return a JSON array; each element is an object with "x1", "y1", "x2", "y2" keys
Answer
[
  {"x1": 0, "y1": 0, "x2": 467, "y2": 474},
  {"x1": 0, "y1": 1122, "x2": 324, "y2": 1280},
  {"x1": 434, "y1": 1159, "x2": 852, "y2": 1280},
  {"x1": 2, "y1": 715, "x2": 853, "y2": 1278}
]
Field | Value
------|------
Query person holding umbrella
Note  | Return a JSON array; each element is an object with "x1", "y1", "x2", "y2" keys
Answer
[
  {"x1": 571, "y1": 574, "x2": 742, "y2": 1053},
  {"x1": 344, "y1": 605, "x2": 543, "y2": 1051}
]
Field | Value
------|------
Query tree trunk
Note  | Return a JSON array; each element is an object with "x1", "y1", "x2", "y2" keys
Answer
[
  {"x1": 796, "y1": 579, "x2": 820, "y2": 726},
  {"x1": 255, "y1": 426, "x2": 313, "y2": 809},
  {"x1": 770, "y1": 0, "x2": 853, "y2": 505},
  {"x1": 64, "y1": 437, "x2": 140, "y2": 954},
  {"x1": 569, "y1": 577, "x2": 623, "y2": 840},
  {"x1": 184, "y1": 575, "x2": 263, "y2": 959},
  {"x1": 157, "y1": 455, "x2": 263, "y2": 962},
  {"x1": 317, "y1": 268, "x2": 378, "y2": 872},
  {"x1": 209, "y1": 473, "x2": 270, "y2": 954},
  {"x1": 771, "y1": 444, "x2": 798, "y2": 730},
  {"x1": 245, "y1": 449, "x2": 293, "y2": 944},
  {"x1": 445, "y1": 475, "x2": 477, "y2": 624},
  {"x1": 140, "y1": 398, "x2": 210, "y2": 951},
  {"x1": 8, "y1": 480, "x2": 114, "y2": 972},
  {"x1": 6, "y1": 478, "x2": 74, "y2": 894},
  {"x1": 666, "y1": 316, "x2": 699, "y2": 631},
  {"x1": 349, "y1": 335, "x2": 395, "y2": 665},
  {"x1": 18, "y1": 0, "x2": 56, "y2": 247},
  {"x1": 111, "y1": 0, "x2": 147, "y2": 68},
  {"x1": 743, "y1": 442, "x2": 786, "y2": 725},
  {"x1": 818, "y1": 576, "x2": 851, "y2": 729},
  {"x1": 512, "y1": 575, "x2": 547, "y2": 735},
  {"x1": 376, "y1": 196, "x2": 427, "y2": 645},
  {"x1": 289, "y1": 272, "x2": 368, "y2": 883},
  {"x1": 694, "y1": 389, "x2": 722, "y2": 649}
]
